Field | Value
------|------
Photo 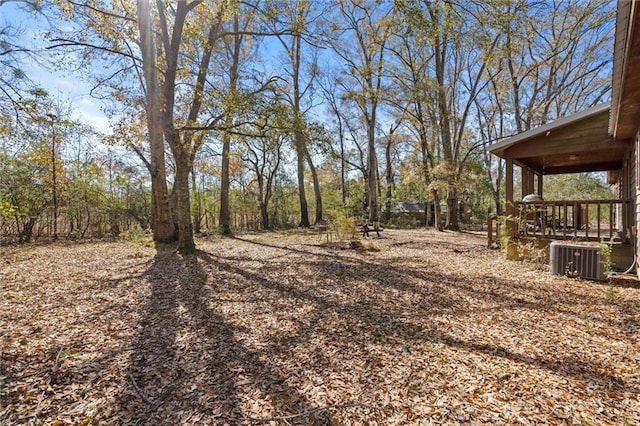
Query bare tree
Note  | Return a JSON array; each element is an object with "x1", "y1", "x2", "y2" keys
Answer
[
  {"x1": 260, "y1": 0, "x2": 326, "y2": 225},
  {"x1": 476, "y1": 0, "x2": 614, "y2": 214},
  {"x1": 240, "y1": 101, "x2": 287, "y2": 229},
  {"x1": 327, "y1": 0, "x2": 392, "y2": 223}
]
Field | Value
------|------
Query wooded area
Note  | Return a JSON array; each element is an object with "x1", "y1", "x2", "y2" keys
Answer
[
  {"x1": 0, "y1": 0, "x2": 616, "y2": 252},
  {"x1": 2, "y1": 1, "x2": 640, "y2": 424}
]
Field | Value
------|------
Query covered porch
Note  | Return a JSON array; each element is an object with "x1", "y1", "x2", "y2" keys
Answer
[{"x1": 489, "y1": 103, "x2": 635, "y2": 269}]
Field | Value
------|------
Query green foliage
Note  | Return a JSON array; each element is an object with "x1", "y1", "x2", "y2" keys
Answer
[
  {"x1": 342, "y1": 180, "x2": 366, "y2": 216},
  {"x1": 0, "y1": 197, "x2": 15, "y2": 221},
  {"x1": 269, "y1": 171, "x2": 298, "y2": 229},
  {"x1": 0, "y1": 151, "x2": 50, "y2": 234},
  {"x1": 326, "y1": 208, "x2": 356, "y2": 241},
  {"x1": 2, "y1": 0, "x2": 616, "y2": 244},
  {"x1": 119, "y1": 227, "x2": 149, "y2": 244},
  {"x1": 494, "y1": 214, "x2": 513, "y2": 252},
  {"x1": 604, "y1": 285, "x2": 617, "y2": 305},
  {"x1": 457, "y1": 155, "x2": 494, "y2": 223},
  {"x1": 0, "y1": 98, "x2": 152, "y2": 241},
  {"x1": 543, "y1": 173, "x2": 614, "y2": 201},
  {"x1": 597, "y1": 240, "x2": 614, "y2": 281},
  {"x1": 515, "y1": 240, "x2": 547, "y2": 268}
]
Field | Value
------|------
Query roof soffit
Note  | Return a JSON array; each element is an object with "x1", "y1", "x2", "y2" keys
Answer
[{"x1": 611, "y1": 1, "x2": 640, "y2": 139}]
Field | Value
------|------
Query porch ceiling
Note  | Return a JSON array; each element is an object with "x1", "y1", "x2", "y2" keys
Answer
[{"x1": 490, "y1": 103, "x2": 630, "y2": 175}]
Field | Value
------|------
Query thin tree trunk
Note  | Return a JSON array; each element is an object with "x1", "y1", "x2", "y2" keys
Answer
[
  {"x1": 50, "y1": 128, "x2": 58, "y2": 241},
  {"x1": 340, "y1": 130, "x2": 346, "y2": 206},
  {"x1": 292, "y1": 27, "x2": 310, "y2": 228}
]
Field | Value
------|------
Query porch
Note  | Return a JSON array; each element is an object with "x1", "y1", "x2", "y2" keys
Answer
[
  {"x1": 488, "y1": 103, "x2": 636, "y2": 271},
  {"x1": 487, "y1": 199, "x2": 635, "y2": 272},
  {"x1": 513, "y1": 198, "x2": 632, "y2": 242}
]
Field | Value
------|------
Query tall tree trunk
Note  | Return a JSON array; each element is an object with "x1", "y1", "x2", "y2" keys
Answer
[
  {"x1": 137, "y1": 0, "x2": 176, "y2": 243},
  {"x1": 219, "y1": 127, "x2": 233, "y2": 235},
  {"x1": 50, "y1": 127, "x2": 58, "y2": 241},
  {"x1": 191, "y1": 164, "x2": 201, "y2": 234},
  {"x1": 219, "y1": 13, "x2": 240, "y2": 236},
  {"x1": 434, "y1": 32, "x2": 457, "y2": 231},
  {"x1": 292, "y1": 21, "x2": 310, "y2": 227},
  {"x1": 367, "y1": 119, "x2": 378, "y2": 223},
  {"x1": 260, "y1": 202, "x2": 270, "y2": 230},
  {"x1": 446, "y1": 188, "x2": 459, "y2": 230},
  {"x1": 173, "y1": 148, "x2": 196, "y2": 254},
  {"x1": 158, "y1": 0, "x2": 206, "y2": 254},
  {"x1": 304, "y1": 144, "x2": 322, "y2": 223},
  {"x1": 295, "y1": 129, "x2": 310, "y2": 227},
  {"x1": 340, "y1": 130, "x2": 346, "y2": 207},
  {"x1": 383, "y1": 138, "x2": 393, "y2": 223},
  {"x1": 431, "y1": 189, "x2": 443, "y2": 231}
]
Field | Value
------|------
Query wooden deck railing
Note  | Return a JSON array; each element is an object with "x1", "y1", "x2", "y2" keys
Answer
[{"x1": 514, "y1": 199, "x2": 632, "y2": 242}]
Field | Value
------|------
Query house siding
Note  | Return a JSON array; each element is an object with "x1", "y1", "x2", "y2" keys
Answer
[
  {"x1": 635, "y1": 130, "x2": 640, "y2": 276},
  {"x1": 616, "y1": 141, "x2": 633, "y2": 234}
]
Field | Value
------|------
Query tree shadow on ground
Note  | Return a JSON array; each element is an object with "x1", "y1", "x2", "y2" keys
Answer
[
  {"x1": 113, "y1": 234, "x2": 638, "y2": 424},
  {"x1": 114, "y1": 244, "x2": 335, "y2": 425},
  {"x1": 216, "y1": 237, "x2": 639, "y2": 397}
]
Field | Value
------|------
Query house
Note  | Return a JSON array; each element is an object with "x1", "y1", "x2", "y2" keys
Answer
[
  {"x1": 385, "y1": 201, "x2": 428, "y2": 227},
  {"x1": 384, "y1": 201, "x2": 470, "y2": 228},
  {"x1": 489, "y1": 1, "x2": 640, "y2": 275}
]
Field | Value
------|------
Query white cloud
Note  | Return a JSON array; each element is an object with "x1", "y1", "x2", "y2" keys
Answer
[
  {"x1": 78, "y1": 110, "x2": 111, "y2": 131},
  {"x1": 74, "y1": 97, "x2": 111, "y2": 132},
  {"x1": 55, "y1": 79, "x2": 77, "y2": 89}
]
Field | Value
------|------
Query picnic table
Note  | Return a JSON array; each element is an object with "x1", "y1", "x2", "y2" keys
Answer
[{"x1": 359, "y1": 221, "x2": 383, "y2": 237}]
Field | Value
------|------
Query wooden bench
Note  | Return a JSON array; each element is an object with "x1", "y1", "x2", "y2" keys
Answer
[{"x1": 359, "y1": 222, "x2": 383, "y2": 238}]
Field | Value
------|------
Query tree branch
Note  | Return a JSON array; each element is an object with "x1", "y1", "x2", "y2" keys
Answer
[
  {"x1": 66, "y1": 0, "x2": 136, "y2": 22},
  {"x1": 46, "y1": 38, "x2": 139, "y2": 62}
]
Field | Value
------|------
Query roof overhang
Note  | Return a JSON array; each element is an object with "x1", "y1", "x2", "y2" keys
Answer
[
  {"x1": 490, "y1": 103, "x2": 629, "y2": 175},
  {"x1": 610, "y1": 0, "x2": 640, "y2": 140}
]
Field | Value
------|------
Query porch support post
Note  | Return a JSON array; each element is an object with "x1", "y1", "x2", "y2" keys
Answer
[
  {"x1": 521, "y1": 167, "x2": 535, "y2": 196},
  {"x1": 522, "y1": 169, "x2": 536, "y2": 197},
  {"x1": 506, "y1": 159, "x2": 514, "y2": 214},
  {"x1": 537, "y1": 173, "x2": 543, "y2": 197},
  {"x1": 505, "y1": 159, "x2": 517, "y2": 259},
  {"x1": 529, "y1": 169, "x2": 535, "y2": 194}
]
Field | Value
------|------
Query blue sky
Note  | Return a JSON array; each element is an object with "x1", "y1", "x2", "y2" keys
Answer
[{"x1": 1, "y1": 2, "x2": 110, "y2": 131}]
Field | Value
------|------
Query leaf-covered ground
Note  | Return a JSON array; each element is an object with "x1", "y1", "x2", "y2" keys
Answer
[{"x1": 1, "y1": 229, "x2": 639, "y2": 425}]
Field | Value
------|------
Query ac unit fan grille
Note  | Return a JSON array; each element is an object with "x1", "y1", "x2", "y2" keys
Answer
[{"x1": 549, "y1": 242, "x2": 605, "y2": 281}]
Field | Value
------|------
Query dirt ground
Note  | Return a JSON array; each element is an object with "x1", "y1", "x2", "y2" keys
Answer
[{"x1": 1, "y1": 228, "x2": 639, "y2": 425}]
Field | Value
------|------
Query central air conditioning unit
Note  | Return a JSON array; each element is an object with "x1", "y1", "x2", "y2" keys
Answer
[{"x1": 549, "y1": 241, "x2": 606, "y2": 281}]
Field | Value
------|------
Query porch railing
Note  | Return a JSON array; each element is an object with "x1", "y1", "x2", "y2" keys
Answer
[{"x1": 514, "y1": 199, "x2": 632, "y2": 242}]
